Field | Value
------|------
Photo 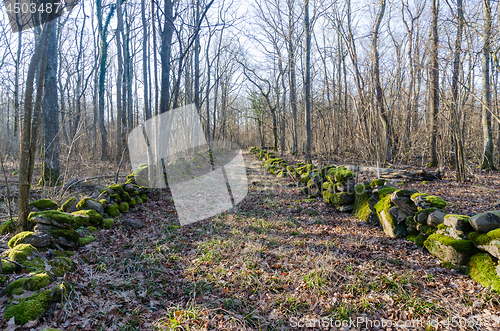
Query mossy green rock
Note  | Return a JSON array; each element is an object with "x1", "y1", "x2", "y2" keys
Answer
[
  {"x1": 29, "y1": 210, "x2": 86, "y2": 229},
  {"x1": 8, "y1": 231, "x2": 52, "y2": 249},
  {"x1": 467, "y1": 253, "x2": 500, "y2": 292},
  {"x1": 4, "y1": 282, "x2": 68, "y2": 325},
  {"x1": 72, "y1": 209, "x2": 103, "y2": 226},
  {"x1": 49, "y1": 256, "x2": 76, "y2": 277},
  {"x1": 105, "y1": 204, "x2": 120, "y2": 217},
  {"x1": 374, "y1": 195, "x2": 406, "y2": 238},
  {"x1": 411, "y1": 193, "x2": 446, "y2": 210},
  {"x1": 444, "y1": 214, "x2": 472, "y2": 232},
  {"x1": 139, "y1": 194, "x2": 148, "y2": 202},
  {"x1": 120, "y1": 192, "x2": 131, "y2": 202},
  {"x1": 2, "y1": 244, "x2": 44, "y2": 272},
  {"x1": 470, "y1": 229, "x2": 500, "y2": 259},
  {"x1": 129, "y1": 198, "x2": 137, "y2": 208},
  {"x1": 370, "y1": 179, "x2": 387, "y2": 188},
  {"x1": 407, "y1": 233, "x2": 427, "y2": 247},
  {"x1": 352, "y1": 184, "x2": 373, "y2": 222},
  {"x1": 59, "y1": 197, "x2": 77, "y2": 213},
  {"x1": 4, "y1": 272, "x2": 51, "y2": 295},
  {"x1": 414, "y1": 207, "x2": 438, "y2": 225},
  {"x1": 330, "y1": 192, "x2": 354, "y2": 206},
  {"x1": 424, "y1": 233, "x2": 475, "y2": 266},
  {"x1": 119, "y1": 202, "x2": 129, "y2": 213},
  {"x1": 1, "y1": 219, "x2": 16, "y2": 234},
  {"x1": 29, "y1": 199, "x2": 58, "y2": 211},
  {"x1": 78, "y1": 235, "x2": 95, "y2": 246},
  {"x1": 101, "y1": 218, "x2": 114, "y2": 229}
]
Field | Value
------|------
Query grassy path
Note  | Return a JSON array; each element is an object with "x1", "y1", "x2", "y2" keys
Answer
[{"x1": 50, "y1": 152, "x2": 497, "y2": 330}]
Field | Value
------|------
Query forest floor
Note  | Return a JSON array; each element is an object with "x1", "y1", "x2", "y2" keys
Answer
[{"x1": 1, "y1": 152, "x2": 500, "y2": 330}]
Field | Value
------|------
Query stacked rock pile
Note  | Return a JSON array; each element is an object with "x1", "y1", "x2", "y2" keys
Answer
[
  {"x1": 0, "y1": 168, "x2": 151, "y2": 325},
  {"x1": 250, "y1": 147, "x2": 500, "y2": 292}
]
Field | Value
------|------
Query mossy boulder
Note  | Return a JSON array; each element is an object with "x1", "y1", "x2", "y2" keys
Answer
[
  {"x1": 330, "y1": 192, "x2": 354, "y2": 207},
  {"x1": 353, "y1": 184, "x2": 373, "y2": 222},
  {"x1": 76, "y1": 198, "x2": 104, "y2": 216},
  {"x1": 136, "y1": 197, "x2": 143, "y2": 205},
  {"x1": 376, "y1": 185, "x2": 398, "y2": 200},
  {"x1": 436, "y1": 224, "x2": 466, "y2": 240},
  {"x1": 139, "y1": 194, "x2": 148, "y2": 202},
  {"x1": 29, "y1": 199, "x2": 58, "y2": 211},
  {"x1": 119, "y1": 202, "x2": 130, "y2": 213},
  {"x1": 49, "y1": 257, "x2": 76, "y2": 277},
  {"x1": 424, "y1": 234, "x2": 475, "y2": 266},
  {"x1": 120, "y1": 192, "x2": 131, "y2": 203},
  {"x1": 444, "y1": 214, "x2": 472, "y2": 232},
  {"x1": 0, "y1": 219, "x2": 16, "y2": 234},
  {"x1": 78, "y1": 235, "x2": 95, "y2": 246},
  {"x1": 370, "y1": 179, "x2": 387, "y2": 188},
  {"x1": 411, "y1": 193, "x2": 446, "y2": 210},
  {"x1": 32, "y1": 224, "x2": 80, "y2": 248},
  {"x1": 8, "y1": 231, "x2": 52, "y2": 249},
  {"x1": 390, "y1": 189, "x2": 418, "y2": 215},
  {"x1": 469, "y1": 211, "x2": 500, "y2": 233},
  {"x1": 129, "y1": 198, "x2": 137, "y2": 208},
  {"x1": 101, "y1": 218, "x2": 114, "y2": 229},
  {"x1": 3, "y1": 282, "x2": 68, "y2": 325},
  {"x1": 427, "y1": 209, "x2": 447, "y2": 227},
  {"x1": 470, "y1": 229, "x2": 500, "y2": 259},
  {"x1": 29, "y1": 210, "x2": 86, "y2": 229},
  {"x1": 72, "y1": 209, "x2": 103, "y2": 226},
  {"x1": 414, "y1": 207, "x2": 438, "y2": 225},
  {"x1": 59, "y1": 197, "x2": 77, "y2": 213},
  {"x1": 374, "y1": 195, "x2": 406, "y2": 238},
  {"x1": 2, "y1": 244, "x2": 44, "y2": 273},
  {"x1": 104, "y1": 184, "x2": 125, "y2": 195},
  {"x1": 467, "y1": 253, "x2": 500, "y2": 292},
  {"x1": 4, "y1": 272, "x2": 51, "y2": 295},
  {"x1": 105, "y1": 204, "x2": 120, "y2": 217}
]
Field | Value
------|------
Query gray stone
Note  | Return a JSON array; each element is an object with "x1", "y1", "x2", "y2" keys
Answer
[
  {"x1": 122, "y1": 218, "x2": 145, "y2": 229},
  {"x1": 427, "y1": 210, "x2": 447, "y2": 227},
  {"x1": 469, "y1": 211, "x2": 500, "y2": 233},
  {"x1": 379, "y1": 208, "x2": 406, "y2": 238},
  {"x1": 436, "y1": 225, "x2": 466, "y2": 240},
  {"x1": 443, "y1": 215, "x2": 472, "y2": 232},
  {"x1": 81, "y1": 199, "x2": 105, "y2": 216},
  {"x1": 424, "y1": 235, "x2": 473, "y2": 266},
  {"x1": 415, "y1": 208, "x2": 435, "y2": 225},
  {"x1": 412, "y1": 195, "x2": 431, "y2": 210},
  {"x1": 388, "y1": 206, "x2": 408, "y2": 224},
  {"x1": 390, "y1": 190, "x2": 418, "y2": 215},
  {"x1": 123, "y1": 183, "x2": 135, "y2": 193}
]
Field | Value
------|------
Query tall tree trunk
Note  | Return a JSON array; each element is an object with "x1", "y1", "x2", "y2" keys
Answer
[
  {"x1": 13, "y1": 29, "x2": 22, "y2": 155},
  {"x1": 194, "y1": 0, "x2": 200, "y2": 111},
  {"x1": 18, "y1": 22, "x2": 53, "y2": 231},
  {"x1": 116, "y1": 0, "x2": 124, "y2": 153},
  {"x1": 428, "y1": 0, "x2": 439, "y2": 167},
  {"x1": 288, "y1": 14, "x2": 298, "y2": 155},
  {"x1": 304, "y1": 0, "x2": 311, "y2": 162},
  {"x1": 142, "y1": 0, "x2": 151, "y2": 120},
  {"x1": 372, "y1": 0, "x2": 390, "y2": 162},
  {"x1": 160, "y1": 0, "x2": 174, "y2": 114},
  {"x1": 451, "y1": 0, "x2": 465, "y2": 181},
  {"x1": 40, "y1": 20, "x2": 60, "y2": 186},
  {"x1": 481, "y1": 0, "x2": 496, "y2": 169}
]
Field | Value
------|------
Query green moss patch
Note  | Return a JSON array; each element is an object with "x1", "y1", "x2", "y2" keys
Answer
[
  {"x1": 78, "y1": 235, "x2": 95, "y2": 246},
  {"x1": 424, "y1": 234, "x2": 474, "y2": 253},
  {"x1": 29, "y1": 210, "x2": 85, "y2": 229},
  {"x1": 139, "y1": 194, "x2": 148, "y2": 202},
  {"x1": 3, "y1": 283, "x2": 67, "y2": 325},
  {"x1": 467, "y1": 253, "x2": 500, "y2": 292},
  {"x1": 59, "y1": 198, "x2": 76, "y2": 212},
  {"x1": 1, "y1": 219, "x2": 16, "y2": 234},
  {"x1": 101, "y1": 218, "x2": 114, "y2": 229},
  {"x1": 72, "y1": 209, "x2": 103, "y2": 226},
  {"x1": 4, "y1": 244, "x2": 44, "y2": 272},
  {"x1": 425, "y1": 195, "x2": 447, "y2": 209},
  {"x1": 4, "y1": 272, "x2": 51, "y2": 295},
  {"x1": 377, "y1": 186, "x2": 398, "y2": 199},
  {"x1": 49, "y1": 257, "x2": 76, "y2": 277},
  {"x1": 105, "y1": 205, "x2": 120, "y2": 217},
  {"x1": 119, "y1": 202, "x2": 129, "y2": 213},
  {"x1": 8, "y1": 231, "x2": 35, "y2": 248},
  {"x1": 30, "y1": 199, "x2": 58, "y2": 211},
  {"x1": 370, "y1": 179, "x2": 387, "y2": 188}
]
